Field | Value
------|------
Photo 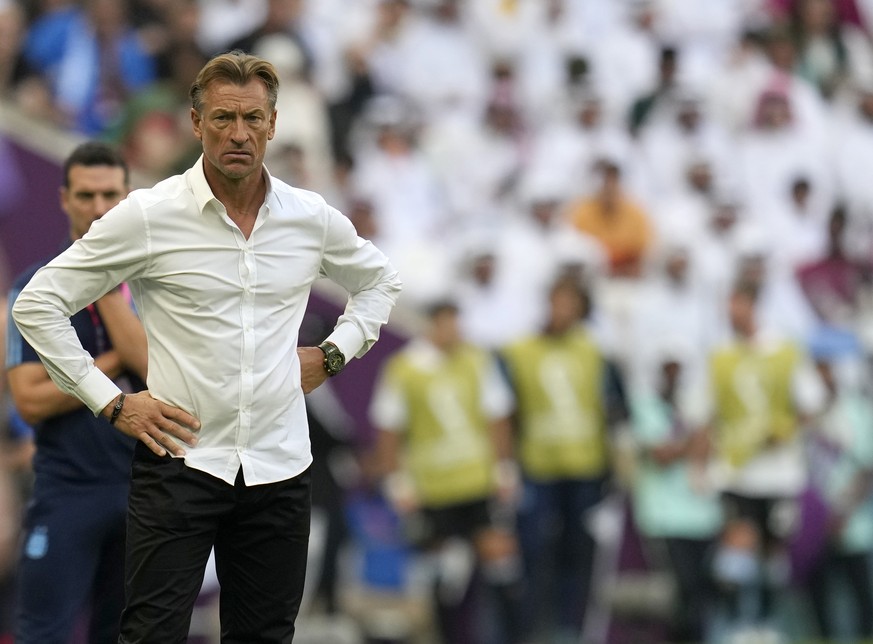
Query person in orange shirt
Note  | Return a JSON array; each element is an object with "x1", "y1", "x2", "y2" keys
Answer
[{"x1": 565, "y1": 160, "x2": 654, "y2": 277}]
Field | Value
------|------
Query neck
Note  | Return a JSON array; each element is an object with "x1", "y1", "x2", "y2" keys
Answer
[
  {"x1": 659, "y1": 385, "x2": 676, "y2": 405},
  {"x1": 600, "y1": 193, "x2": 619, "y2": 213},
  {"x1": 204, "y1": 162, "x2": 267, "y2": 235},
  {"x1": 544, "y1": 321, "x2": 572, "y2": 336},
  {"x1": 210, "y1": 172, "x2": 265, "y2": 211},
  {"x1": 433, "y1": 340, "x2": 457, "y2": 354}
]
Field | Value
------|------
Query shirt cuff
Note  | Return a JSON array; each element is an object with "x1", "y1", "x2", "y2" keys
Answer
[
  {"x1": 76, "y1": 368, "x2": 123, "y2": 416},
  {"x1": 326, "y1": 322, "x2": 366, "y2": 361}
]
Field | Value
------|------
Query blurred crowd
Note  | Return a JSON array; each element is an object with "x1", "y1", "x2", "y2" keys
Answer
[{"x1": 5, "y1": 0, "x2": 873, "y2": 642}]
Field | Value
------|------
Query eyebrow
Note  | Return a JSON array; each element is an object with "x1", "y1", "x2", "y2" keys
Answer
[
  {"x1": 73, "y1": 189, "x2": 122, "y2": 197},
  {"x1": 213, "y1": 107, "x2": 266, "y2": 117}
]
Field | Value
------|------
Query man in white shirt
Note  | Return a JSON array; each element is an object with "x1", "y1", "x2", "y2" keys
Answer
[
  {"x1": 12, "y1": 50, "x2": 402, "y2": 643},
  {"x1": 691, "y1": 281, "x2": 824, "y2": 629}
]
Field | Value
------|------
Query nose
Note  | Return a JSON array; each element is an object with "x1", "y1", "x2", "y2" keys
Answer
[
  {"x1": 230, "y1": 116, "x2": 249, "y2": 144},
  {"x1": 93, "y1": 195, "x2": 111, "y2": 216}
]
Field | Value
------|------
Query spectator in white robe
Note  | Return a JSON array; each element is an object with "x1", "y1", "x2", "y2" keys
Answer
[
  {"x1": 628, "y1": 225, "x2": 719, "y2": 391},
  {"x1": 649, "y1": 156, "x2": 724, "y2": 247},
  {"x1": 705, "y1": 29, "x2": 776, "y2": 134},
  {"x1": 512, "y1": 0, "x2": 642, "y2": 126},
  {"x1": 454, "y1": 237, "x2": 537, "y2": 350},
  {"x1": 736, "y1": 79, "x2": 834, "y2": 222},
  {"x1": 636, "y1": 87, "x2": 738, "y2": 205},
  {"x1": 348, "y1": 95, "x2": 449, "y2": 283},
  {"x1": 582, "y1": 0, "x2": 661, "y2": 124},
  {"x1": 391, "y1": 0, "x2": 490, "y2": 124},
  {"x1": 764, "y1": 177, "x2": 830, "y2": 275},
  {"x1": 420, "y1": 62, "x2": 529, "y2": 237},
  {"x1": 512, "y1": 0, "x2": 593, "y2": 125},
  {"x1": 832, "y1": 83, "x2": 873, "y2": 261},
  {"x1": 654, "y1": 0, "x2": 748, "y2": 86},
  {"x1": 525, "y1": 85, "x2": 637, "y2": 201},
  {"x1": 708, "y1": 25, "x2": 833, "y2": 142},
  {"x1": 732, "y1": 225, "x2": 821, "y2": 343},
  {"x1": 465, "y1": 0, "x2": 548, "y2": 63},
  {"x1": 296, "y1": 0, "x2": 383, "y2": 104},
  {"x1": 340, "y1": 0, "x2": 417, "y2": 98},
  {"x1": 195, "y1": 0, "x2": 267, "y2": 54},
  {"x1": 858, "y1": 0, "x2": 873, "y2": 31},
  {"x1": 759, "y1": 26, "x2": 834, "y2": 144},
  {"x1": 256, "y1": 34, "x2": 335, "y2": 195},
  {"x1": 692, "y1": 196, "x2": 750, "y2": 338},
  {"x1": 788, "y1": 0, "x2": 873, "y2": 101},
  {"x1": 344, "y1": 194, "x2": 453, "y2": 309},
  {"x1": 460, "y1": 175, "x2": 607, "y2": 347}
]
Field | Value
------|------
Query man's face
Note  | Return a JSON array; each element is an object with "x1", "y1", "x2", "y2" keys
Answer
[
  {"x1": 191, "y1": 79, "x2": 276, "y2": 182},
  {"x1": 729, "y1": 292, "x2": 756, "y2": 337},
  {"x1": 664, "y1": 250, "x2": 688, "y2": 282},
  {"x1": 549, "y1": 285, "x2": 585, "y2": 330},
  {"x1": 430, "y1": 308, "x2": 462, "y2": 350},
  {"x1": 61, "y1": 164, "x2": 128, "y2": 240}
]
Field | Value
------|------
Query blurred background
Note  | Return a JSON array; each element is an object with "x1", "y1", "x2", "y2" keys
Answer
[{"x1": 4, "y1": 0, "x2": 873, "y2": 642}]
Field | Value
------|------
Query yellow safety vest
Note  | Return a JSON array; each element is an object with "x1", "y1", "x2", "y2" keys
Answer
[
  {"x1": 502, "y1": 329, "x2": 608, "y2": 481},
  {"x1": 709, "y1": 341, "x2": 800, "y2": 468},
  {"x1": 383, "y1": 345, "x2": 497, "y2": 506}
]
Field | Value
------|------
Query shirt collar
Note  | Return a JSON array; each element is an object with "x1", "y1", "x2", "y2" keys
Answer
[
  {"x1": 186, "y1": 155, "x2": 283, "y2": 215},
  {"x1": 263, "y1": 165, "x2": 283, "y2": 214}
]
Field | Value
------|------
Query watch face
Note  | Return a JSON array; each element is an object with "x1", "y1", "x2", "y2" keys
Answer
[
  {"x1": 326, "y1": 353, "x2": 344, "y2": 373},
  {"x1": 320, "y1": 342, "x2": 345, "y2": 375}
]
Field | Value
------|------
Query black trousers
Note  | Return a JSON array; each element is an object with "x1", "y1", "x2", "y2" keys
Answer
[
  {"x1": 807, "y1": 549, "x2": 873, "y2": 639},
  {"x1": 665, "y1": 537, "x2": 715, "y2": 643},
  {"x1": 119, "y1": 443, "x2": 311, "y2": 644},
  {"x1": 16, "y1": 480, "x2": 127, "y2": 644}
]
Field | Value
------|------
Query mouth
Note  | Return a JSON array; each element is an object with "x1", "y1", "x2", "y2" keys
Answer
[{"x1": 224, "y1": 151, "x2": 252, "y2": 161}]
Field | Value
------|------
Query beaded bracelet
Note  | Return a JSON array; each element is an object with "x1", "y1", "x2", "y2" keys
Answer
[{"x1": 109, "y1": 393, "x2": 126, "y2": 426}]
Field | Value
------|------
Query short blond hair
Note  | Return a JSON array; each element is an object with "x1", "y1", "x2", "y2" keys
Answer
[{"x1": 189, "y1": 50, "x2": 280, "y2": 113}]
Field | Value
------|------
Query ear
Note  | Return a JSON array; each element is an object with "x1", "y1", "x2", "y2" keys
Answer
[
  {"x1": 267, "y1": 109, "x2": 277, "y2": 141},
  {"x1": 191, "y1": 107, "x2": 203, "y2": 140},
  {"x1": 58, "y1": 185, "x2": 69, "y2": 215}
]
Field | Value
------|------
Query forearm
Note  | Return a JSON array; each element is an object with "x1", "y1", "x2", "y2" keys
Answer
[
  {"x1": 375, "y1": 429, "x2": 402, "y2": 478},
  {"x1": 11, "y1": 351, "x2": 122, "y2": 425},
  {"x1": 94, "y1": 289, "x2": 148, "y2": 381},
  {"x1": 12, "y1": 272, "x2": 122, "y2": 415},
  {"x1": 648, "y1": 440, "x2": 688, "y2": 467},
  {"x1": 374, "y1": 429, "x2": 419, "y2": 512},
  {"x1": 14, "y1": 381, "x2": 83, "y2": 425},
  {"x1": 489, "y1": 417, "x2": 515, "y2": 463}
]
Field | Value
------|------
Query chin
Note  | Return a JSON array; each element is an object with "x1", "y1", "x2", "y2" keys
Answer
[{"x1": 221, "y1": 164, "x2": 256, "y2": 180}]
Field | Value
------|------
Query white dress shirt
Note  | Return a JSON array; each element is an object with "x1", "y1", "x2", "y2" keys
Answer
[{"x1": 13, "y1": 157, "x2": 402, "y2": 485}]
